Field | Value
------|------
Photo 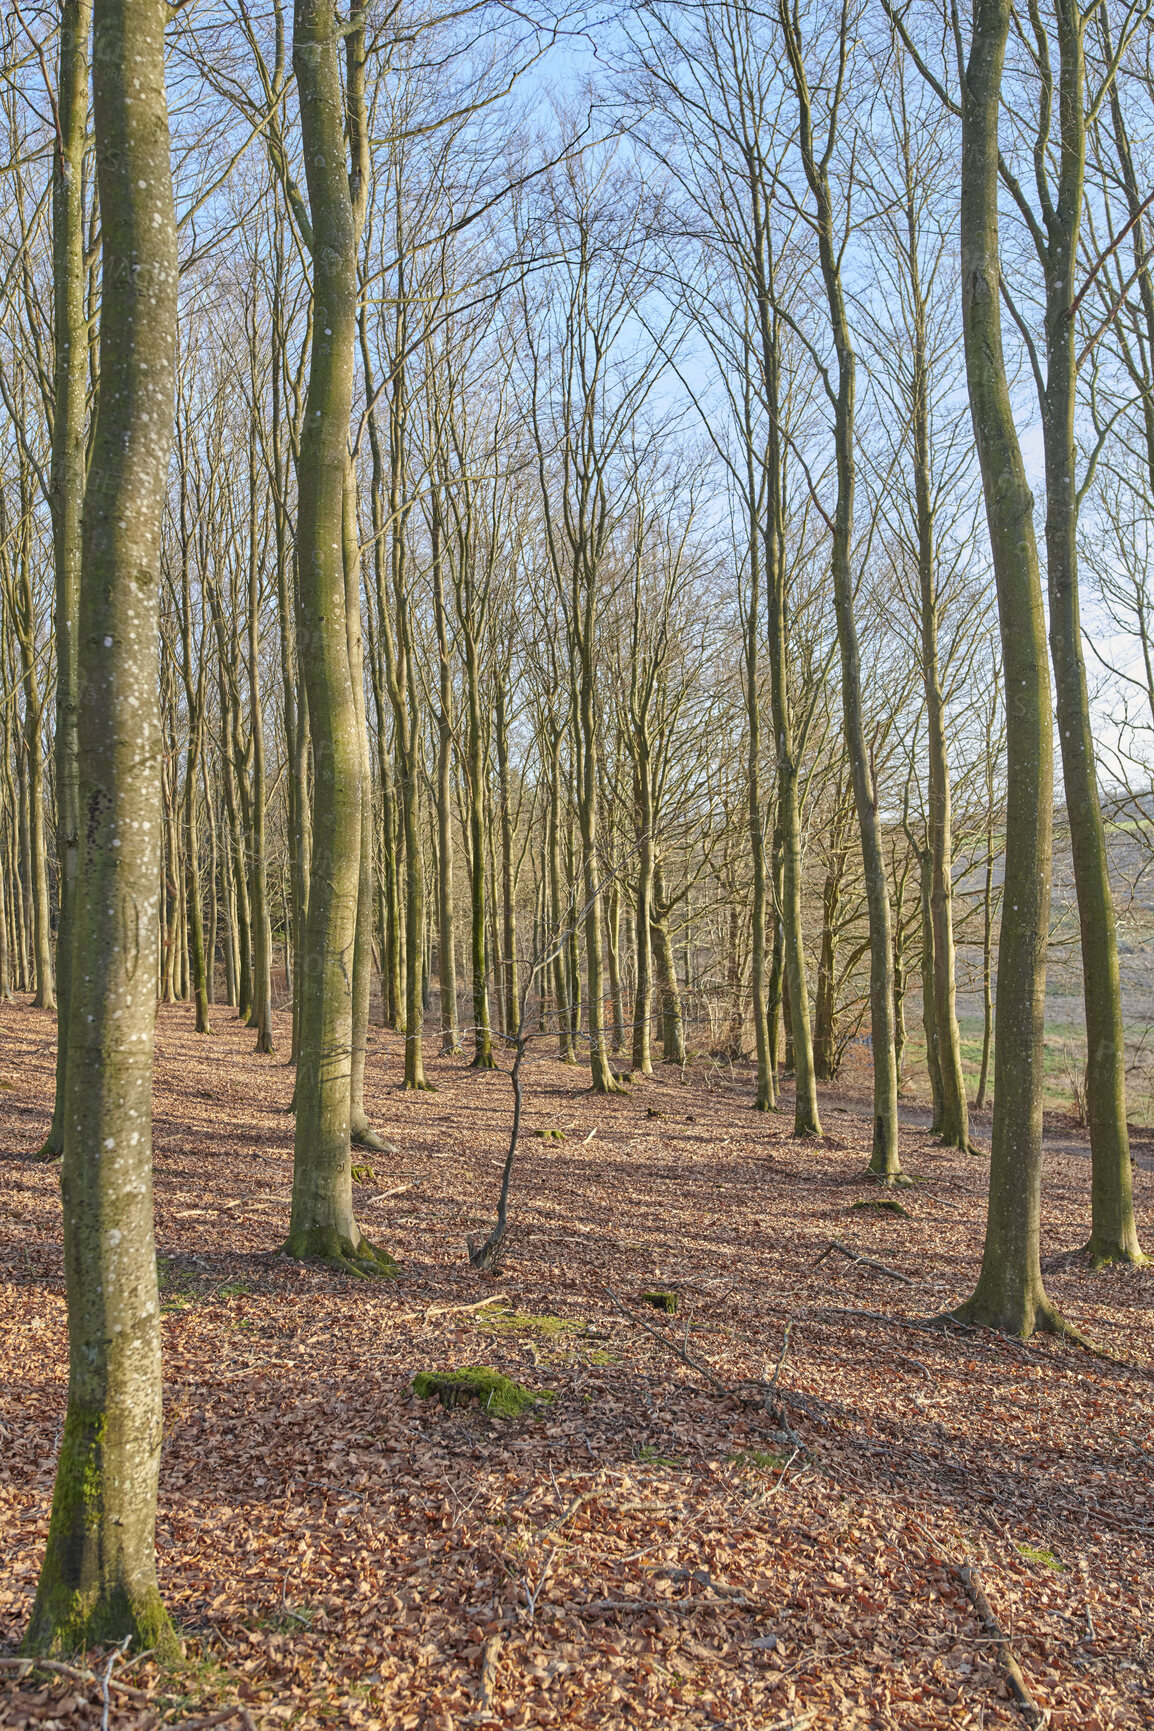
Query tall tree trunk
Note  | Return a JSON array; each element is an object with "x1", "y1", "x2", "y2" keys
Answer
[
  {"x1": 1035, "y1": 0, "x2": 1141, "y2": 1264},
  {"x1": 345, "y1": 463, "x2": 387, "y2": 1147},
  {"x1": 495, "y1": 674, "x2": 519, "y2": 1040},
  {"x1": 782, "y1": 8, "x2": 901, "y2": 1179},
  {"x1": 285, "y1": 0, "x2": 393, "y2": 1269},
  {"x1": 743, "y1": 533, "x2": 774, "y2": 1109},
  {"x1": 23, "y1": 0, "x2": 178, "y2": 1654},
  {"x1": 953, "y1": 0, "x2": 1065, "y2": 1335},
  {"x1": 652, "y1": 862, "x2": 685, "y2": 1066},
  {"x1": 430, "y1": 491, "x2": 461, "y2": 1054},
  {"x1": 40, "y1": 0, "x2": 91, "y2": 1154},
  {"x1": 246, "y1": 450, "x2": 275, "y2": 1053},
  {"x1": 903, "y1": 173, "x2": 972, "y2": 1153}
]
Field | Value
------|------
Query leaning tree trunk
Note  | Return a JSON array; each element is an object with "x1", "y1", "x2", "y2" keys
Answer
[
  {"x1": 952, "y1": 0, "x2": 1065, "y2": 1336},
  {"x1": 285, "y1": 0, "x2": 393, "y2": 1272},
  {"x1": 39, "y1": 0, "x2": 91, "y2": 1155},
  {"x1": 23, "y1": 0, "x2": 178, "y2": 1656}
]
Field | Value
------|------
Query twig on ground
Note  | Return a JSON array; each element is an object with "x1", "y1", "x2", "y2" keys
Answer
[
  {"x1": 958, "y1": 1564, "x2": 1045, "y2": 1727},
  {"x1": 904, "y1": 1521, "x2": 1044, "y2": 1728},
  {"x1": 0, "y1": 1656, "x2": 149, "y2": 1701},
  {"x1": 766, "y1": 1317, "x2": 793, "y2": 1393},
  {"x1": 395, "y1": 1293, "x2": 510, "y2": 1325},
  {"x1": 605, "y1": 1286, "x2": 730, "y2": 1395},
  {"x1": 646, "y1": 1565, "x2": 762, "y2": 1603},
  {"x1": 477, "y1": 1633, "x2": 502, "y2": 1710},
  {"x1": 167, "y1": 1712, "x2": 254, "y2": 1731},
  {"x1": 102, "y1": 1635, "x2": 131, "y2": 1731},
  {"x1": 814, "y1": 1240, "x2": 916, "y2": 1285}
]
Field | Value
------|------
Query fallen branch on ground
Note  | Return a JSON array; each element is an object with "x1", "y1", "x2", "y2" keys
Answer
[
  {"x1": 604, "y1": 1286, "x2": 730, "y2": 1395},
  {"x1": 958, "y1": 1564, "x2": 1045, "y2": 1727},
  {"x1": 395, "y1": 1293, "x2": 510, "y2": 1325},
  {"x1": 0, "y1": 1656, "x2": 148, "y2": 1701},
  {"x1": 814, "y1": 1240, "x2": 916, "y2": 1285}
]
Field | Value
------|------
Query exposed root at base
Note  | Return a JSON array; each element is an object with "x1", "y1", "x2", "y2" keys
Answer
[
  {"x1": 1078, "y1": 1235, "x2": 1150, "y2": 1270},
  {"x1": 281, "y1": 1228, "x2": 399, "y2": 1279},
  {"x1": 351, "y1": 1126, "x2": 397, "y2": 1154}
]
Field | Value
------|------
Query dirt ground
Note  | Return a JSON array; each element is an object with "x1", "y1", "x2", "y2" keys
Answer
[{"x1": 1, "y1": 996, "x2": 1152, "y2": 1730}]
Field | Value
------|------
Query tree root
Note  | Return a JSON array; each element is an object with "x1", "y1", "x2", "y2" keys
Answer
[
  {"x1": 1077, "y1": 1234, "x2": 1149, "y2": 1270},
  {"x1": 859, "y1": 1166, "x2": 913, "y2": 1188},
  {"x1": 351, "y1": 1125, "x2": 397, "y2": 1155},
  {"x1": 281, "y1": 1227, "x2": 398, "y2": 1279}
]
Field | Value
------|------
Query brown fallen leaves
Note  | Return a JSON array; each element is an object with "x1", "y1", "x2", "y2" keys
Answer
[{"x1": 1, "y1": 997, "x2": 1152, "y2": 1729}]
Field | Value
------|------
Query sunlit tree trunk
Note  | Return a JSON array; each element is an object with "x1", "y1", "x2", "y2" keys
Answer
[
  {"x1": 23, "y1": 0, "x2": 178, "y2": 1655},
  {"x1": 39, "y1": 0, "x2": 91, "y2": 1153},
  {"x1": 953, "y1": 0, "x2": 1065, "y2": 1335}
]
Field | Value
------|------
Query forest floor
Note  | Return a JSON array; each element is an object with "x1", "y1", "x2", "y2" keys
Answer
[{"x1": 1, "y1": 997, "x2": 1153, "y2": 1731}]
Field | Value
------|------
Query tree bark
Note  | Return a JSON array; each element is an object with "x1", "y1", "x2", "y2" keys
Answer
[
  {"x1": 39, "y1": 0, "x2": 91, "y2": 1153},
  {"x1": 781, "y1": 5, "x2": 901, "y2": 1179},
  {"x1": 23, "y1": 0, "x2": 178, "y2": 1655},
  {"x1": 286, "y1": 0, "x2": 393, "y2": 1268},
  {"x1": 953, "y1": 0, "x2": 1065, "y2": 1335}
]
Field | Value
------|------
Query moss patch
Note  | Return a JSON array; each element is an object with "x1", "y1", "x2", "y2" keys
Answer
[
  {"x1": 350, "y1": 1163, "x2": 377, "y2": 1185},
  {"x1": 411, "y1": 1366, "x2": 552, "y2": 1418},
  {"x1": 641, "y1": 1290, "x2": 678, "y2": 1314},
  {"x1": 729, "y1": 1447, "x2": 790, "y2": 1472},
  {"x1": 1014, "y1": 1542, "x2": 1064, "y2": 1572},
  {"x1": 476, "y1": 1307, "x2": 579, "y2": 1338},
  {"x1": 850, "y1": 1198, "x2": 912, "y2": 1218}
]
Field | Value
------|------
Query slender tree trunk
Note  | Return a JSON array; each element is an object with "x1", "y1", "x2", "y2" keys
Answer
[
  {"x1": 39, "y1": 0, "x2": 90, "y2": 1153},
  {"x1": 246, "y1": 454, "x2": 274, "y2": 1053},
  {"x1": 782, "y1": 10, "x2": 900, "y2": 1178},
  {"x1": 1035, "y1": 0, "x2": 1141, "y2": 1264},
  {"x1": 631, "y1": 752, "x2": 655, "y2": 1077},
  {"x1": 23, "y1": 0, "x2": 178, "y2": 1654},
  {"x1": 495, "y1": 674, "x2": 519, "y2": 1040},
  {"x1": 285, "y1": 0, "x2": 393, "y2": 1270},
  {"x1": 905, "y1": 206, "x2": 972, "y2": 1153},
  {"x1": 953, "y1": 0, "x2": 1065, "y2": 1335},
  {"x1": 345, "y1": 463, "x2": 387, "y2": 1147},
  {"x1": 743, "y1": 536, "x2": 774, "y2": 1109},
  {"x1": 652, "y1": 862, "x2": 685, "y2": 1066},
  {"x1": 917, "y1": 845, "x2": 945, "y2": 1130}
]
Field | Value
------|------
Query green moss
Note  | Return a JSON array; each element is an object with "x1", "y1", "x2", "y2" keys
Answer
[
  {"x1": 729, "y1": 1448, "x2": 790, "y2": 1472},
  {"x1": 635, "y1": 1443, "x2": 686, "y2": 1467},
  {"x1": 850, "y1": 1197, "x2": 912, "y2": 1218},
  {"x1": 1014, "y1": 1542, "x2": 1063, "y2": 1572},
  {"x1": 476, "y1": 1308, "x2": 579, "y2": 1338},
  {"x1": 411, "y1": 1366, "x2": 552, "y2": 1418},
  {"x1": 533, "y1": 1128, "x2": 566, "y2": 1141},
  {"x1": 350, "y1": 1163, "x2": 377, "y2": 1185},
  {"x1": 641, "y1": 1290, "x2": 678, "y2": 1314}
]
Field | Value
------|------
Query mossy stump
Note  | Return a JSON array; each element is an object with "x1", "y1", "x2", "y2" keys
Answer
[
  {"x1": 411, "y1": 1366, "x2": 551, "y2": 1418},
  {"x1": 641, "y1": 1290, "x2": 678, "y2": 1314}
]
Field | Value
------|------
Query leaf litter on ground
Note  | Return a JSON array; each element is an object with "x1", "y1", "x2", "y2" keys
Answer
[{"x1": 0, "y1": 997, "x2": 1152, "y2": 1728}]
